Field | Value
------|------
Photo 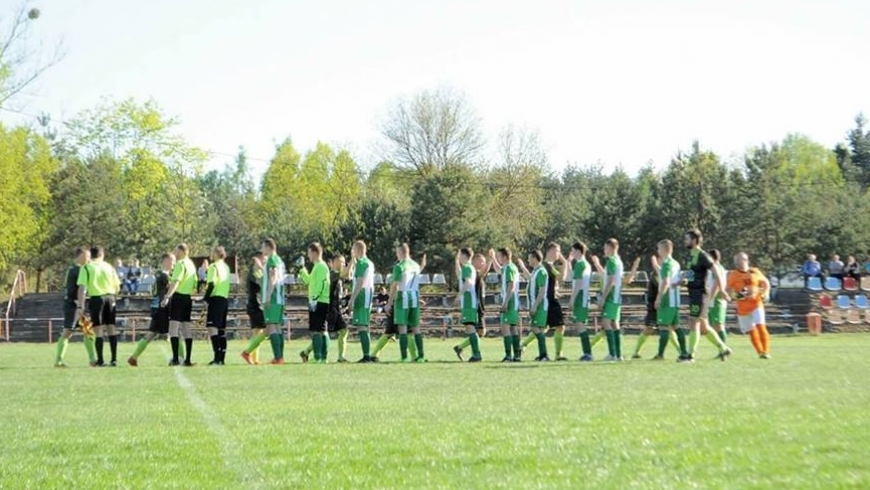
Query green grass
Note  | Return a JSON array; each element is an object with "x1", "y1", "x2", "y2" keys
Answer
[{"x1": 1, "y1": 335, "x2": 869, "y2": 490}]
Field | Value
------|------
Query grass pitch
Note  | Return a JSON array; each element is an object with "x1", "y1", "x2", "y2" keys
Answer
[{"x1": 1, "y1": 334, "x2": 868, "y2": 489}]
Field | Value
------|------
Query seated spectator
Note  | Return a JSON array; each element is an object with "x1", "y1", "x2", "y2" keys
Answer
[
  {"x1": 845, "y1": 256, "x2": 861, "y2": 283},
  {"x1": 802, "y1": 254, "x2": 822, "y2": 288},
  {"x1": 115, "y1": 259, "x2": 128, "y2": 289},
  {"x1": 828, "y1": 254, "x2": 845, "y2": 282},
  {"x1": 197, "y1": 259, "x2": 209, "y2": 294},
  {"x1": 126, "y1": 259, "x2": 143, "y2": 295},
  {"x1": 374, "y1": 286, "x2": 390, "y2": 314}
]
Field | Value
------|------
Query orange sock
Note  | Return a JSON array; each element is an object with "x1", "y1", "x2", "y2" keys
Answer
[
  {"x1": 749, "y1": 328, "x2": 764, "y2": 354},
  {"x1": 758, "y1": 324, "x2": 770, "y2": 354}
]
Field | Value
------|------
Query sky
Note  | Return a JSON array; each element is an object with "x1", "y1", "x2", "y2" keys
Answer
[{"x1": 2, "y1": 0, "x2": 869, "y2": 179}]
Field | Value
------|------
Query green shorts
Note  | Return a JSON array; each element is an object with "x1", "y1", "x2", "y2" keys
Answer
[
  {"x1": 708, "y1": 304, "x2": 726, "y2": 326},
  {"x1": 657, "y1": 306, "x2": 680, "y2": 327},
  {"x1": 572, "y1": 306, "x2": 589, "y2": 324},
  {"x1": 531, "y1": 307, "x2": 548, "y2": 328},
  {"x1": 602, "y1": 302, "x2": 621, "y2": 321},
  {"x1": 352, "y1": 308, "x2": 371, "y2": 327},
  {"x1": 461, "y1": 307, "x2": 479, "y2": 325},
  {"x1": 394, "y1": 306, "x2": 420, "y2": 328},
  {"x1": 501, "y1": 309, "x2": 519, "y2": 326},
  {"x1": 264, "y1": 304, "x2": 284, "y2": 325}
]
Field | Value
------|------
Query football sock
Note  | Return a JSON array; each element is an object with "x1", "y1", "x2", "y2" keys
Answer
[
  {"x1": 669, "y1": 330, "x2": 680, "y2": 352},
  {"x1": 218, "y1": 333, "x2": 227, "y2": 363},
  {"x1": 758, "y1": 324, "x2": 770, "y2": 353},
  {"x1": 270, "y1": 333, "x2": 283, "y2": 360},
  {"x1": 312, "y1": 334, "x2": 323, "y2": 361},
  {"x1": 535, "y1": 332, "x2": 548, "y2": 357},
  {"x1": 321, "y1": 334, "x2": 330, "y2": 360},
  {"x1": 511, "y1": 334, "x2": 521, "y2": 359},
  {"x1": 210, "y1": 335, "x2": 219, "y2": 361},
  {"x1": 303, "y1": 342, "x2": 313, "y2": 356},
  {"x1": 469, "y1": 332, "x2": 481, "y2": 358},
  {"x1": 657, "y1": 329, "x2": 670, "y2": 357},
  {"x1": 170, "y1": 337, "x2": 180, "y2": 361},
  {"x1": 591, "y1": 330, "x2": 605, "y2": 348},
  {"x1": 613, "y1": 329, "x2": 622, "y2": 358},
  {"x1": 95, "y1": 337, "x2": 104, "y2": 364},
  {"x1": 688, "y1": 329, "x2": 699, "y2": 356},
  {"x1": 633, "y1": 333, "x2": 649, "y2": 356},
  {"x1": 108, "y1": 335, "x2": 118, "y2": 363},
  {"x1": 55, "y1": 337, "x2": 68, "y2": 363},
  {"x1": 749, "y1": 328, "x2": 763, "y2": 354},
  {"x1": 245, "y1": 333, "x2": 266, "y2": 354},
  {"x1": 83, "y1": 335, "x2": 96, "y2": 363},
  {"x1": 717, "y1": 329, "x2": 727, "y2": 344},
  {"x1": 184, "y1": 338, "x2": 193, "y2": 363},
  {"x1": 456, "y1": 337, "x2": 471, "y2": 350},
  {"x1": 579, "y1": 331, "x2": 592, "y2": 356},
  {"x1": 359, "y1": 330, "x2": 371, "y2": 357},
  {"x1": 250, "y1": 346, "x2": 260, "y2": 364},
  {"x1": 414, "y1": 333, "x2": 425, "y2": 359},
  {"x1": 554, "y1": 330, "x2": 564, "y2": 357},
  {"x1": 371, "y1": 335, "x2": 390, "y2": 357},
  {"x1": 337, "y1": 329, "x2": 348, "y2": 359},
  {"x1": 503, "y1": 336, "x2": 512, "y2": 357},
  {"x1": 706, "y1": 331, "x2": 725, "y2": 352},
  {"x1": 522, "y1": 332, "x2": 536, "y2": 348},
  {"x1": 675, "y1": 328, "x2": 688, "y2": 357},
  {"x1": 399, "y1": 333, "x2": 409, "y2": 360},
  {"x1": 605, "y1": 330, "x2": 615, "y2": 357},
  {"x1": 132, "y1": 338, "x2": 149, "y2": 359}
]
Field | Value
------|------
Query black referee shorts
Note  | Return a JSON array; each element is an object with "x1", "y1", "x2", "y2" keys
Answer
[
  {"x1": 88, "y1": 295, "x2": 116, "y2": 327},
  {"x1": 206, "y1": 297, "x2": 229, "y2": 329},
  {"x1": 308, "y1": 302, "x2": 329, "y2": 333},
  {"x1": 170, "y1": 294, "x2": 193, "y2": 322}
]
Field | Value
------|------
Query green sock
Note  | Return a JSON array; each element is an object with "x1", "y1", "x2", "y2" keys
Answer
[
  {"x1": 657, "y1": 329, "x2": 670, "y2": 357},
  {"x1": 554, "y1": 331, "x2": 564, "y2": 358},
  {"x1": 312, "y1": 334, "x2": 323, "y2": 361},
  {"x1": 246, "y1": 333, "x2": 267, "y2": 353},
  {"x1": 360, "y1": 330, "x2": 371, "y2": 357},
  {"x1": 131, "y1": 338, "x2": 149, "y2": 359},
  {"x1": 535, "y1": 332, "x2": 548, "y2": 357},
  {"x1": 269, "y1": 333, "x2": 283, "y2": 360},
  {"x1": 717, "y1": 329, "x2": 727, "y2": 344},
  {"x1": 511, "y1": 334, "x2": 521, "y2": 359},
  {"x1": 633, "y1": 333, "x2": 648, "y2": 356},
  {"x1": 605, "y1": 330, "x2": 615, "y2": 357},
  {"x1": 705, "y1": 331, "x2": 724, "y2": 353},
  {"x1": 669, "y1": 330, "x2": 680, "y2": 353},
  {"x1": 502, "y1": 336, "x2": 512, "y2": 357},
  {"x1": 676, "y1": 328, "x2": 688, "y2": 356},
  {"x1": 522, "y1": 332, "x2": 536, "y2": 348},
  {"x1": 399, "y1": 333, "x2": 409, "y2": 360},
  {"x1": 303, "y1": 342, "x2": 313, "y2": 356},
  {"x1": 613, "y1": 330, "x2": 622, "y2": 358},
  {"x1": 371, "y1": 335, "x2": 390, "y2": 357},
  {"x1": 337, "y1": 329, "x2": 348, "y2": 359},
  {"x1": 321, "y1": 334, "x2": 330, "y2": 360},
  {"x1": 414, "y1": 333, "x2": 424, "y2": 360},
  {"x1": 469, "y1": 333, "x2": 481, "y2": 358},
  {"x1": 456, "y1": 337, "x2": 471, "y2": 350},
  {"x1": 55, "y1": 338, "x2": 69, "y2": 363},
  {"x1": 579, "y1": 331, "x2": 591, "y2": 356},
  {"x1": 688, "y1": 329, "x2": 699, "y2": 356},
  {"x1": 408, "y1": 335, "x2": 418, "y2": 359},
  {"x1": 83, "y1": 335, "x2": 96, "y2": 363},
  {"x1": 591, "y1": 330, "x2": 605, "y2": 348}
]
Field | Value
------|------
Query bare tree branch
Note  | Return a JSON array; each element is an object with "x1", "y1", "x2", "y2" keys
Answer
[{"x1": 0, "y1": 1, "x2": 64, "y2": 109}]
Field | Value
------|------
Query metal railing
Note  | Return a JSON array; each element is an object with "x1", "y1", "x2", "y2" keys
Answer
[{"x1": 3, "y1": 270, "x2": 27, "y2": 341}]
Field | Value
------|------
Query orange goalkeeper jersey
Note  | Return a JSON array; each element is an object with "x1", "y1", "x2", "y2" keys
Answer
[{"x1": 727, "y1": 268, "x2": 768, "y2": 315}]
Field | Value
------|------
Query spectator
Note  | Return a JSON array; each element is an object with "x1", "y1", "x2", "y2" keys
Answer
[
  {"x1": 845, "y1": 256, "x2": 861, "y2": 283},
  {"x1": 374, "y1": 286, "x2": 389, "y2": 314},
  {"x1": 197, "y1": 259, "x2": 209, "y2": 294},
  {"x1": 126, "y1": 259, "x2": 143, "y2": 295},
  {"x1": 802, "y1": 254, "x2": 822, "y2": 288},
  {"x1": 115, "y1": 259, "x2": 127, "y2": 288},
  {"x1": 828, "y1": 254, "x2": 845, "y2": 282}
]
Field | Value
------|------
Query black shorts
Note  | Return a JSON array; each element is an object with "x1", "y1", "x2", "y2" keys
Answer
[
  {"x1": 88, "y1": 295, "x2": 116, "y2": 327},
  {"x1": 247, "y1": 304, "x2": 265, "y2": 329},
  {"x1": 206, "y1": 297, "x2": 229, "y2": 329},
  {"x1": 688, "y1": 290, "x2": 705, "y2": 318},
  {"x1": 383, "y1": 313, "x2": 397, "y2": 336},
  {"x1": 327, "y1": 306, "x2": 348, "y2": 332},
  {"x1": 63, "y1": 301, "x2": 77, "y2": 330},
  {"x1": 546, "y1": 302, "x2": 565, "y2": 327},
  {"x1": 645, "y1": 308, "x2": 656, "y2": 327},
  {"x1": 170, "y1": 294, "x2": 193, "y2": 322},
  {"x1": 149, "y1": 307, "x2": 170, "y2": 334},
  {"x1": 308, "y1": 302, "x2": 330, "y2": 332}
]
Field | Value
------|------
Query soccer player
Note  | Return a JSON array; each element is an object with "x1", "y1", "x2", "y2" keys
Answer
[
  {"x1": 707, "y1": 249, "x2": 729, "y2": 345},
  {"x1": 161, "y1": 244, "x2": 198, "y2": 366},
  {"x1": 300, "y1": 254, "x2": 350, "y2": 362},
  {"x1": 128, "y1": 253, "x2": 175, "y2": 366},
  {"x1": 370, "y1": 252, "x2": 426, "y2": 362},
  {"x1": 387, "y1": 243, "x2": 425, "y2": 363},
  {"x1": 76, "y1": 246, "x2": 121, "y2": 366},
  {"x1": 726, "y1": 253, "x2": 772, "y2": 359},
  {"x1": 518, "y1": 250, "x2": 550, "y2": 361},
  {"x1": 204, "y1": 246, "x2": 231, "y2": 366},
  {"x1": 245, "y1": 251, "x2": 266, "y2": 364},
  {"x1": 55, "y1": 247, "x2": 95, "y2": 367},
  {"x1": 299, "y1": 242, "x2": 331, "y2": 363},
  {"x1": 242, "y1": 239, "x2": 287, "y2": 365},
  {"x1": 348, "y1": 241, "x2": 376, "y2": 363},
  {"x1": 591, "y1": 238, "x2": 624, "y2": 361},
  {"x1": 542, "y1": 243, "x2": 570, "y2": 360},
  {"x1": 681, "y1": 229, "x2": 731, "y2": 362},
  {"x1": 452, "y1": 248, "x2": 482, "y2": 362},
  {"x1": 488, "y1": 248, "x2": 521, "y2": 362},
  {"x1": 652, "y1": 240, "x2": 683, "y2": 360},
  {"x1": 566, "y1": 242, "x2": 594, "y2": 361}
]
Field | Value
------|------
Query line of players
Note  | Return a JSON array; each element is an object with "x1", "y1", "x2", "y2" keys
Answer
[{"x1": 54, "y1": 229, "x2": 772, "y2": 367}]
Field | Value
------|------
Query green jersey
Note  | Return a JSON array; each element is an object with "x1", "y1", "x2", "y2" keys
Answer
[
  {"x1": 572, "y1": 258, "x2": 591, "y2": 309},
  {"x1": 604, "y1": 255, "x2": 624, "y2": 305},
  {"x1": 171, "y1": 258, "x2": 197, "y2": 295},
  {"x1": 460, "y1": 263, "x2": 478, "y2": 311},
  {"x1": 300, "y1": 260, "x2": 330, "y2": 304},
  {"x1": 706, "y1": 262, "x2": 728, "y2": 307},
  {"x1": 393, "y1": 259, "x2": 422, "y2": 309},
  {"x1": 262, "y1": 254, "x2": 286, "y2": 305},
  {"x1": 77, "y1": 259, "x2": 119, "y2": 298},
  {"x1": 500, "y1": 263, "x2": 520, "y2": 309},
  {"x1": 353, "y1": 257, "x2": 375, "y2": 310},
  {"x1": 206, "y1": 259, "x2": 232, "y2": 298},
  {"x1": 659, "y1": 257, "x2": 682, "y2": 308},
  {"x1": 528, "y1": 264, "x2": 549, "y2": 310}
]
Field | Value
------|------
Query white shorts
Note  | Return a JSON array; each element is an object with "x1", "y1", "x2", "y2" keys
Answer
[{"x1": 737, "y1": 308, "x2": 766, "y2": 333}]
